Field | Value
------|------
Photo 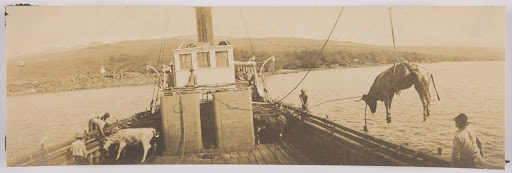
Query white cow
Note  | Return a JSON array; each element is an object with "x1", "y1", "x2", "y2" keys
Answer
[{"x1": 103, "y1": 128, "x2": 159, "y2": 163}]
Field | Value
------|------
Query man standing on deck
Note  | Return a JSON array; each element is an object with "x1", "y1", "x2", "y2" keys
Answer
[
  {"x1": 89, "y1": 113, "x2": 110, "y2": 138},
  {"x1": 186, "y1": 69, "x2": 198, "y2": 87},
  {"x1": 71, "y1": 133, "x2": 87, "y2": 165},
  {"x1": 299, "y1": 89, "x2": 309, "y2": 111},
  {"x1": 451, "y1": 113, "x2": 483, "y2": 168}
]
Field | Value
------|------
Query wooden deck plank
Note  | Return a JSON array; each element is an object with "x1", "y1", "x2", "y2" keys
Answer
[
  {"x1": 200, "y1": 159, "x2": 213, "y2": 164},
  {"x1": 190, "y1": 155, "x2": 198, "y2": 164},
  {"x1": 225, "y1": 157, "x2": 239, "y2": 164},
  {"x1": 256, "y1": 144, "x2": 279, "y2": 164},
  {"x1": 230, "y1": 151, "x2": 239, "y2": 158},
  {"x1": 167, "y1": 156, "x2": 181, "y2": 164},
  {"x1": 263, "y1": 144, "x2": 285, "y2": 165},
  {"x1": 266, "y1": 143, "x2": 294, "y2": 165},
  {"x1": 221, "y1": 153, "x2": 231, "y2": 159},
  {"x1": 251, "y1": 147, "x2": 267, "y2": 164},
  {"x1": 182, "y1": 155, "x2": 193, "y2": 164},
  {"x1": 277, "y1": 141, "x2": 313, "y2": 165},
  {"x1": 238, "y1": 150, "x2": 250, "y2": 158},
  {"x1": 248, "y1": 150, "x2": 261, "y2": 165},
  {"x1": 274, "y1": 142, "x2": 299, "y2": 165},
  {"x1": 212, "y1": 158, "x2": 226, "y2": 164},
  {"x1": 245, "y1": 151, "x2": 257, "y2": 164},
  {"x1": 237, "y1": 151, "x2": 251, "y2": 165},
  {"x1": 196, "y1": 157, "x2": 204, "y2": 164}
]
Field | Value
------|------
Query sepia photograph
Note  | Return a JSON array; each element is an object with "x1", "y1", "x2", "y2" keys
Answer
[{"x1": 2, "y1": 3, "x2": 508, "y2": 172}]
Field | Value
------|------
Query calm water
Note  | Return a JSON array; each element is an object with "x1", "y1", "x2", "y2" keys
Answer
[
  {"x1": 266, "y1": 61, "x2": 505, "y2": 169},
  {"x1": 6, "y1": 85, "x2": 155, "y2": 159}
]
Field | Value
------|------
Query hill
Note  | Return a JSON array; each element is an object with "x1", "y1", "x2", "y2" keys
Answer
[{"x1": 6, "y1": 36, "x2": 504, "y2": 82}]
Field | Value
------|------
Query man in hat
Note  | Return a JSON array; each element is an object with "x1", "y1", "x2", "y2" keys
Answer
[
  {"x1": 71, "y1": 133, "x2": 87, "y2": 165},
  {"x1": 299, "y1": 89, "x2": 309, "y2": 111},
  {"x1": 451, "y1": 113, "x2": 483, "y2": 168},
  {"x1": 89, "y1": 113, "x2": 110, "y2": 138},
  {"x1": 186, "y1": 68, "x2": 198, "y2": 87}
]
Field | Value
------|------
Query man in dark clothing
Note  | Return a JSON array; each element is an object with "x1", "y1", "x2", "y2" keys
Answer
[{"x1": 299, "y1": 89, "x2": 308, "y2": 110}]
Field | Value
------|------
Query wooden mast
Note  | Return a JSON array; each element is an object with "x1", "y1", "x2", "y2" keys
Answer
[{"x1": 195, "y1": 7, "x2": 214, "y2": 46}]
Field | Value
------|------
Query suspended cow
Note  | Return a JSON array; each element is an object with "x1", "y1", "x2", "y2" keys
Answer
[{"x1": 360, "y1": 62, "x2": 440, "y2": 123}]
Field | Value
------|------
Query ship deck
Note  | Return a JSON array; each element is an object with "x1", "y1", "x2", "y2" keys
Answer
[{"x1": 151, "y1": 142, "x2": 311, "y2": 165}]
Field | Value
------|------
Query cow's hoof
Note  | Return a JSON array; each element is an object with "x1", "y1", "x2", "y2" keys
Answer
[{"x1": 386, "y1": 118, "x2": 391, "y2": 123}]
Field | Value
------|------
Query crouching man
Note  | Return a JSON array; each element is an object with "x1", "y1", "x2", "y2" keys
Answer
[{"x1": 89, "y1": 112, "x2": 110, "y2": 138}]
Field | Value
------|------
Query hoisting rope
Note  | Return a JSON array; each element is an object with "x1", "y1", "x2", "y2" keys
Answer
[
  {"x1": 308, "y1": 95, "x2": 362, "y2": 110},
  {"x1": 388, "y1": 7, "x2": 404, "y2": 75},
  {"x1": 275, "y1": 7, "x2": 345, "y2": 103}
]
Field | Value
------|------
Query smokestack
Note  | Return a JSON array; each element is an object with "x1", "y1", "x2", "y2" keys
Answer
[{"x1": 195, "y1": 7, "x2": 214, "y2": 46}]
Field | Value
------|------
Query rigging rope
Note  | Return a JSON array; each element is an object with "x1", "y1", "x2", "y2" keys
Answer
[
  {"x1": 308, "y1": 95, "x2": 362, "y2": 109},
  {"x1": 240, "y1": 8, "x2": 257, "y2": 56},
  {"x1": 212, "y1": 97, "x2": 253, "y2": 111},
  {"x1": 150, "y1": 9, "x2": 171, "y2": 108},
  {"x1": 275, "y1": 7, "x2": 345, "y2": 103}
]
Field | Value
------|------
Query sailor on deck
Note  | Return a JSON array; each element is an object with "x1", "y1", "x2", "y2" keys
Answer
[
  {"x1": 299, "y1": 89, "x2": 309, "y2": 111},
  {"x1": 451, "y1": 113, "x2": 483, "y2": 168},
  {"x1": 71, "y1": 133, "x2": 87, "y2": 165},
  {"x1": 186, "y1": 69, "x2": 198, "y2": 87}
]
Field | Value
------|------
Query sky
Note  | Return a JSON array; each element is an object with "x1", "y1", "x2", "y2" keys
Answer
[{"x1": 5, "y1": 6, "x2": 506, "y2": 58}]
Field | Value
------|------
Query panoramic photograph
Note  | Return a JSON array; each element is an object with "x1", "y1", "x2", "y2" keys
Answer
[{"x1": 4, "y1": 6, "x2": 505, "y2": 169}]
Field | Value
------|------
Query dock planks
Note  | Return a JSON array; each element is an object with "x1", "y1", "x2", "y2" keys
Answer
[{"x1": 150, "y1": 143, "x2": 307, "y2": 165}]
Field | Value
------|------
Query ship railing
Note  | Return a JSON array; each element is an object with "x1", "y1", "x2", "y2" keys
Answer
[
  {"x1": 7, "y1": 130, "x2": 104, "y2": 167},
  {"x1": 274, "y1": 101, "x2": 451, "y2": 167}
]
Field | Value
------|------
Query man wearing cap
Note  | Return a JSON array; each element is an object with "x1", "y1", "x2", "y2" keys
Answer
[
  {"x1": 71, "y1": 133, "x2": 87, "y2": 165},
  {"x1": 186, "y1": 68, "x2": 198, "y2": 87},
  {"x1": 299, "y1": 89, "x2": 309, "y2": 111},
  {"x1": 89, "y1": 113, "x2": 110, "y2": 138},
  {"x1": 451, "y1": 113, "x2": 483, "y2": 168}
]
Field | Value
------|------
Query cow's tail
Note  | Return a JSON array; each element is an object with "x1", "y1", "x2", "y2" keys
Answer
[
  {"x1": 431, "y1": 74, "x2": 440, "y2": 101},
  {"x1": 152, "y1": 128, "x2": 159, "y2": 138}
]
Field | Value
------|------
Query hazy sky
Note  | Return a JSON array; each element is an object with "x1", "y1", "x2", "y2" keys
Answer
[{"x1": 6, "y1": 6, "x2": 505, "y2": 58}]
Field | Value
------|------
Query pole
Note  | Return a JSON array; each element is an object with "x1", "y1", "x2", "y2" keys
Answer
[{"x1": 364, "y1": 104, "x2": 368, "y2": 132}]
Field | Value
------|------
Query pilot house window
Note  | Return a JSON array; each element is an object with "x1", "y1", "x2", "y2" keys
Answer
[
  {"x1": 216, "y1": 51, "x2": 229, "y2": 67},
  {"x1": 179, "y1": 53, "x2": 192, "y2": 70},
  {"x1": 197, "y1": 52, "x2": 211, "y2": 68}
]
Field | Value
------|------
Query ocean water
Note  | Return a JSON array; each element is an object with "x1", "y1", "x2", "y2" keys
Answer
[
  {"x1": 265, "y1": 61, "x2": 505, "y2": 169},
  {"x1": 6, "y1": 85, "x2": 155, "y2": 159}
]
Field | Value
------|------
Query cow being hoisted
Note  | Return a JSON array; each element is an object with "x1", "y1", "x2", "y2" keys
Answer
[{"x1": 360, "y1": 62, "x2": 440, "y2": 123}]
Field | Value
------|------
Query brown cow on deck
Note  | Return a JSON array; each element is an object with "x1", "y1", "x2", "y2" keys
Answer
[{"x1": 361, "y1": 62, "x2": 440, "y2": 123}]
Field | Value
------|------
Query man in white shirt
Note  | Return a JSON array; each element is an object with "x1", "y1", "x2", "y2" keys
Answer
[
  {"x1": 71, "y1": 133, "x2": 87, "y2": 165},
  {"x1": 451, "y1": 113, "x2": 483, "y2": 168}
]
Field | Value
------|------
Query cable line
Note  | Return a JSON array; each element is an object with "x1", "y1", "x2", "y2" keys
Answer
[{"x1": 275, "y1": 7, "x2": 345, "y2": 103}]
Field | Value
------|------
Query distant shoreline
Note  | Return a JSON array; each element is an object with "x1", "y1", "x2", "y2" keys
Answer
[{"x1": 7, "y1": 60, "x2": 502, "y2": 97}]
